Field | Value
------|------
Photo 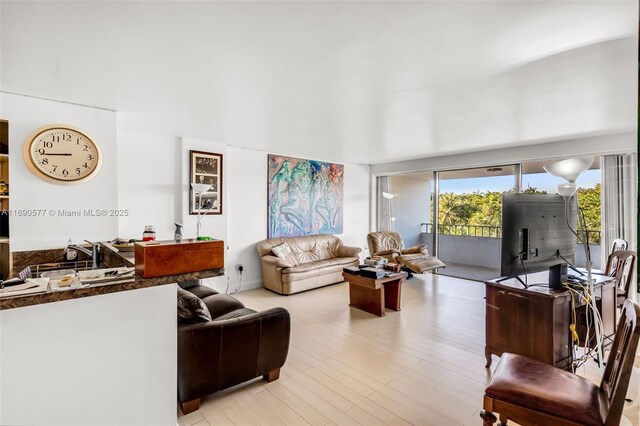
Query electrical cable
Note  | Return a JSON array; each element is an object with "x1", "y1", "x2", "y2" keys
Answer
[
  {"x1": 562, "y1": 194, "x2": 604, "y2": 368},
  {"x1": 233, "y1": 269, "x2": 243, "y2": 294},
  {"x1": 519, "y1": 254, "x2": 528, "y2": 288},
  {"x1": 557, "y1": 250, "x2": 585, "y2": 276}
]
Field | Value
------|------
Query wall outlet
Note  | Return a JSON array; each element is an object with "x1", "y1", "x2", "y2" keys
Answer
[{"x1": 235, "y1": 264, "x2": 244, "y2": 272}]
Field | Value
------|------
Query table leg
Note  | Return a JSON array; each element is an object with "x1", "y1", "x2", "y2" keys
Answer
[
  {"x1": 382, "y1": 279, "x2": 403, "y2": 311},
  {"x1": 349, "y1": 282, "x2": 385, "y2": 316}
]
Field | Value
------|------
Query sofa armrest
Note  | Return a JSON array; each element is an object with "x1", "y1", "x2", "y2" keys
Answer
[
  {"x1": 261, "y1": 254, "x2": 291, "y2": 268},
  {"x1": 178, "y1": 307, "x2": 291, "y2": 403},
  {"x1": 402, "y1": 245, "x2": 429, "y2": 255},
  {"x1": 338, "y1": 245, "x2": 362, "y2": 257}
]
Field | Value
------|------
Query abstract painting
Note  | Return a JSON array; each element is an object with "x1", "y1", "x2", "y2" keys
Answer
[{"x1": 268, "y1": 154, "x2": 344, "y2": 238}]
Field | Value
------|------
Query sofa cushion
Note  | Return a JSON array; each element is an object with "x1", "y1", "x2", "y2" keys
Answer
[
  {"x1": 281, "y1": 257, "x2": 359, "y2": 283},
  {"x1": 200, "y1": 294, "x2": 248, "y2": 320},
  {"x1": 282, "y1": 256, "x2": 358, "y2": 274},
  {"x1": 257, "y1": 235, "x2": 343, "y2": 262},
  {"x1": 177, "y1": 288, "x2": 212, "y2": 324},
  {"x1": 271, "y1": 242, "x2": 300, "y2": 267}
]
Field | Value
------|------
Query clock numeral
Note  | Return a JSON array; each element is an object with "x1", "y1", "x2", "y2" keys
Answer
[
  {"x1": 63, "y1": 133, "x2": 72, "y2": 141},
  {"x1": 51, "y1": 135, "x2": 60, "y2": 143},
  {"x1": 83, "y1": 163, "x2": 88, "y2": 169},
  {"x1": 37, "y1": 148, "x2": 45, "y2": 155},
  {"x1": 83, "y1": 145, "x2": 89, "y2": 151},
  {"x1": 52, "y1": 165, "x2": 58, "y2": 172},
  {"x1": 75, "y1": 168, "x2": 81, "y2": 175},
  {"x1": 62, "y1": 169, "x2": 69, "y2": 177},
  {"x1": 44, "y1": 141, "x2": 53, "y2": 149},
  {"x1": 76, "y1": 138, "x2": 81, "y2": 145},
  {"x1": 42, "y1": 158, "x2": 49, "y2": 165},
  {"x1": 88, "y1": 154, "x2": 93, "y2": 160}
]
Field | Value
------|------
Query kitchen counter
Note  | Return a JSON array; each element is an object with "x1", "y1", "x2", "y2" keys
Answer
[
  {"x1": 0, "y1": 241, "x2": 225, "y2": 310},
  {"x1": 1, "y1": 240, "x2": 222, "y2": 426}
]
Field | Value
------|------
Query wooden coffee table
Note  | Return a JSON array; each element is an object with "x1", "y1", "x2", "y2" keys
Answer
[{"x1": 342, "y1": 271, "x2": 408, "y2": 317}]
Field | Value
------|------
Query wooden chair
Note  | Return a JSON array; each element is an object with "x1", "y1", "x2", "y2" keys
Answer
[
  {"x1": 610, "y1": 238, "x2": 629, "y2": 254},
  {"x1": 603, "y1": 250, "x2": 636, "y2": 307},
  {"x1": 480, "y1": 299, "x2": 640, "y2": 426}
]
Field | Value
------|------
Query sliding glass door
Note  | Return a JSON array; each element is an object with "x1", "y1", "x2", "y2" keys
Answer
[{"x1": 434, "y1": 165, "x2": 517, "y2": 281}]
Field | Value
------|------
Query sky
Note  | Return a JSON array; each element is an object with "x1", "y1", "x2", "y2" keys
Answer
[{"x1": 440, "y1": 169, "x2": 600, "y2": 194}]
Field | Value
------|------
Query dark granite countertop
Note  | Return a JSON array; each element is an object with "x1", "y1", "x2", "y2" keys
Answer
[{"x1": 0, "y1": 242, "x2": 224, "y2": 311}]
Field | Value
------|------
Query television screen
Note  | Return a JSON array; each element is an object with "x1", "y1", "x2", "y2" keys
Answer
[{"x1": 501, "y1": 193, "x2": 577, "y2": 278}]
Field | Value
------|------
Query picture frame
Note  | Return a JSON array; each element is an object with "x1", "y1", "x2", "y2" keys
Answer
[{"x1": 189, "y1": 150, "x2": 223, "y2": 215}]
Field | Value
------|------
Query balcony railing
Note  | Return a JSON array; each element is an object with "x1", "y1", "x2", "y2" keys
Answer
[{"x1": 421, "y1": 223, "x2": 601, "y2": 244}]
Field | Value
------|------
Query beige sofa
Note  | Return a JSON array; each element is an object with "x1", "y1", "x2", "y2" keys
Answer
[{"x1": 256, "y1": 235, "x2": 361, "y2": 295}]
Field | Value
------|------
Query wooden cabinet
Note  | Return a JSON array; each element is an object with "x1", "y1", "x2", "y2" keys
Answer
[
  {"x1": 0, "y1": 119, "x2": 9, "y2": 280},
  {"x1": 485, "y1": 272, "x2": 616, "y2": 370}
]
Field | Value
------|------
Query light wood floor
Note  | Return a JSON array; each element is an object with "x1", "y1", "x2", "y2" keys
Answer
[{"x1": 178, "y1": 273, "x2": 640, "y2": 426}]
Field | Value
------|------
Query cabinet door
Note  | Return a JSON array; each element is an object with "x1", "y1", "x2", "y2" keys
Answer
[{"x1": 486, "y1": 286, "x2": 531, "y2": 357}]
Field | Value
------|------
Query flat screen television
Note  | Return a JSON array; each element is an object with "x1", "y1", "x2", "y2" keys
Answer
[{"x1": 501, "y1": 193, "x2": 577, "y2": 280}]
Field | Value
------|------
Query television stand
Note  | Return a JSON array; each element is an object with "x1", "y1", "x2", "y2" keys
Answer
[{"x1": 484, "y1": 272, "x2": 617, "y2": 370}]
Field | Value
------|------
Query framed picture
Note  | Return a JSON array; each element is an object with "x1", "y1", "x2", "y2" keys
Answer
[
  {"x1": 267, "y1": 154, "x2": 344, "y2": 238},
  {"x1": 189, "y1": 150, "x2": 223, "y2": 215}
]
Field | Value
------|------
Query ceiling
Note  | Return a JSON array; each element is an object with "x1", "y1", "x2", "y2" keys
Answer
[{"x1": 1, "y1": 1, "x2": 636, "y2": 164}]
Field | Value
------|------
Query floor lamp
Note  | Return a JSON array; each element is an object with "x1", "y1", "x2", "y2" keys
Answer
[
  {"x1": 382, "y1": 192, "x2": 397, "y2": 231},
  {"x1": 543, "y1": 155, "x2": 603, "y2": 367}
]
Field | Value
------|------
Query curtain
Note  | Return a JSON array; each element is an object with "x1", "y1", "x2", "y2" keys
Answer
[
  {"x1": 376, "y1": 176, "x2": 393, "y2": 231},
  {"x1": 601, "y1": 153, "x2": 637, "y2": 295}
]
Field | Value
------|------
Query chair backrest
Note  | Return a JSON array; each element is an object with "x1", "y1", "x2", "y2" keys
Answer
[
  {"x1": 256, "y1": 235, "x2": 343, "y2": 263},
  {"x1": 610, "y1": 239, "x2": 629, "y2": 254},
  {"x1": 600, "y1": 300, "x2": 640, "y2": 425},
  {"x1": 604, "y1": 250, "x2": 636, "y2": 297},
  {"x1": 367, "y1": 231, "x2": 404, "y2": 255}
]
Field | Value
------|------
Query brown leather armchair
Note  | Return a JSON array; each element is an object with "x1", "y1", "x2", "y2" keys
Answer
[
  {"x1": 367, "y1": 231, "x2": 445, "y2": 273},
  {"x1": 177, "y1": 285, "x2": 290, "y2": 414}
]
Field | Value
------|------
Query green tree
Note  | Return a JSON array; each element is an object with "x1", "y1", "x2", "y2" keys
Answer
[
  {"x1": 433, "y1": 184, "x2": 601, "y2": 243},
  {"x1": 576, "y1": 184, "x2": 601, "y2": 243}
]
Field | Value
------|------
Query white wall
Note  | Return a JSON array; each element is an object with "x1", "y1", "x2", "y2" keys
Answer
[
  {"x1": 221, "y1": 146, "x2": 371, "y2": 292},
  {"x1": 117, "y1": 136, "x2": 371, "y2": 293},
  {"x1": 117, "y1": 131, "x2": 229, "y2": 290},
  {"x1": 0, "y1": 284, "x2": 177, "y2": 426},
  {"x1": 2, "y1": 93, "x2": 118, "y2": 250},
  {"x1": 117, "y1": 130, "x2": 181, "y2": 240}
]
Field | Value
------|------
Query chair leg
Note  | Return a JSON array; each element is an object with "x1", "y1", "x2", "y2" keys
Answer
[
  {"x1": 263, "y1": 368, "x2": 280, "y2": 383},
  {"x1": 499, "y1": 413, "x2": 508, "y2": 425},
  {"x1": 480, "y1": 410, "x2": 498, "y2": 426},
  {"x1": 180, "y1": 398, "x2": 200, "y2": 415}
]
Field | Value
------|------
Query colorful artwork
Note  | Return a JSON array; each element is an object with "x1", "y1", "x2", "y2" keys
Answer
[{"x1": 268, "y1": 154, "x2": 344, "y2": 238}]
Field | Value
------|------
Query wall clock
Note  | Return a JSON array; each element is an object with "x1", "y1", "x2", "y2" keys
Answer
[{"x1": 23, "y1": 125, "x2": 103, "y2": 184}]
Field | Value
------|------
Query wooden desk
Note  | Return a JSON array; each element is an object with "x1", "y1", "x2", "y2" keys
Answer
[
  {"x1": 342, "y1": 271, "x2": 408, "y2": 317},
  {"x1": 484, "y1": 272, "x2": 616, "y2": 370}
]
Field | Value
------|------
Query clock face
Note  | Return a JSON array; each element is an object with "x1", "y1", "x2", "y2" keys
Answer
[{"x1": 23, "y1": 125, "x2": 103, "y2": 184}]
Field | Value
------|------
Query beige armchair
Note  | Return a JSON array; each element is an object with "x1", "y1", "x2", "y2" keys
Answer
[{"x1": 367, "y1": 231, "x2": 445, "y2": 273}]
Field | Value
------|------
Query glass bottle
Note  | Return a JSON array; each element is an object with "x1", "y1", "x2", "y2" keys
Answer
[{"x1": 142, "y1": 225, "x2": 156, "y2": 241}]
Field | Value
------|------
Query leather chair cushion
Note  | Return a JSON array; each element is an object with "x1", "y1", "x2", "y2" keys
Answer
[
  {"x1": 177, "y1": 288, "x2": 212, "y2": 325},
  {"x1": 486, "y1": 353, "x2": 602, "y2": 426},
  {"x1": 187, "y1": 285, "x2": 219, "y2": 299},
  {"x1": 215, "y1": 308, "x2": 258, "y2": 320},
  {"x1": 201, "y1": 294, "x2": 248, "y2": 320}
]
